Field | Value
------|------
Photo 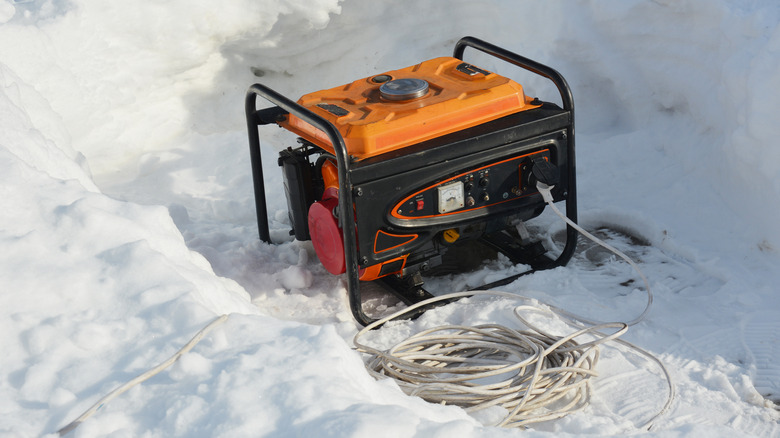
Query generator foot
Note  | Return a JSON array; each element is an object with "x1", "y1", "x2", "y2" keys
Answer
[{"x1": 377, "y1": 272, "x2": 434, "y2": 306}]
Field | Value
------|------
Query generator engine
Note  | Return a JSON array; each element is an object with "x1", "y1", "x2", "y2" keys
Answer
[{"x1": 246, "y1": 37, "x2": 578, "y2": 325}]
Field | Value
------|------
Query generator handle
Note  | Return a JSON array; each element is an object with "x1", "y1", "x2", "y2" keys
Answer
[
  {"x1": 454, "y1": 36, "x2": 578, "y2": 270},
  {"x1": 453, "y1": 36, "x2": 574, "y2": 112},
  {"x1": 245, "y1": 84, "x2": 372, "y2": 325}
]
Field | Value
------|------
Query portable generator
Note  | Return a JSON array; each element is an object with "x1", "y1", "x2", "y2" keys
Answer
[{"x1": 245, "y1": 37, "x2": 578, "y2": 325}]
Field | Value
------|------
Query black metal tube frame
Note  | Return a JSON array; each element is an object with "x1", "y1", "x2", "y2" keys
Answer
[
  {"x1": 245, "y1": 83, "x2": 368, "y2": 323},
  {"x1": 245, "y1": 36, "x2": 578, "y2": 326}
]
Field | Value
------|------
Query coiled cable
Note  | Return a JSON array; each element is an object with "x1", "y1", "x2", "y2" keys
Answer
[{"x1": 355, "y1": 293, "x2": 630, "y2": 427}]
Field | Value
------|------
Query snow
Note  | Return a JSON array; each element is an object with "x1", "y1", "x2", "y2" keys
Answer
[{"x1": 1, "y1": 0, "x2": 779, "y2": 436}]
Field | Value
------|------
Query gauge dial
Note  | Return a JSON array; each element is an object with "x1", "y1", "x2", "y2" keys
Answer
[{"x1": 437, "y1": 181, "x2": 465, "y2": 213}]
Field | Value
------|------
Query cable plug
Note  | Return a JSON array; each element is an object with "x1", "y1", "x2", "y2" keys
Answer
[
  {"x1": 537, "y1": 181, "x2": 555, "y2": 204},
  {"x1": 530, "y1": 158, "x2": 559, "y2": 204},
  {"x1": 531, "y1": 158, "x2": 560, "y2": 186}
]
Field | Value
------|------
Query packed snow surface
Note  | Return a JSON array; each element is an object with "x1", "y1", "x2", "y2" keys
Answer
[{"x1": 2, "y1": 0, "x2": 780, "y2": 436}]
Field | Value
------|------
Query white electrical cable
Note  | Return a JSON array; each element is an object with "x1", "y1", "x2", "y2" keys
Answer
[
  {"x1": 536, "y1": 182, "x2": 653, "y2": 327},
  {"x1": 57, "y1": 314, "x2": 229, "y2": 436},
  {"x1": 354, "y1": 182, "x2": 674, "y2": 430}
]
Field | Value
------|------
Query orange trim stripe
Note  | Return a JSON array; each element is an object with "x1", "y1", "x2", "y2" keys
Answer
[{"x1": 373, "y1": 230, "x2": 419, "y2": 254}]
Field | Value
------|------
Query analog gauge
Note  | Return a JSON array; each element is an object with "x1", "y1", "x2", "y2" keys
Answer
[{"x1": 437, "y1": 181, "x2": 465, "y2": 213}]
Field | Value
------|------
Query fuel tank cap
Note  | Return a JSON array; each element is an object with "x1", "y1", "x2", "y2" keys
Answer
[{"x1": 379, "y1": 78, "x2": 429, "y2": 101}]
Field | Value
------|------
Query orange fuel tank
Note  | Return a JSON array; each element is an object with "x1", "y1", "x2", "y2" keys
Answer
[{"x1": 278, "y1": 56, "x2": 540, "y2": 160}]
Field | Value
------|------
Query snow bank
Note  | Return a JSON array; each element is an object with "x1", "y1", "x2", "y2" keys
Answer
[
  {"x1": 554, "y1": 0, "x2": 780, "y2": 252},
  {"x1": 0, "y1": 58, "x2": 260, "y2": 436},
  {"x1": 1, "y1": 0, "x2": 779, "y2": 436},
  {"x1": 0, "y1": 0, "x2": 342, "y2": 182}
]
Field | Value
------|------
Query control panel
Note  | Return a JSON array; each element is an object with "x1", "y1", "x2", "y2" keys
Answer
[{"x1": 391, "y1": 148, "x2": 552, "y2": 220}]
